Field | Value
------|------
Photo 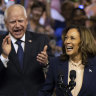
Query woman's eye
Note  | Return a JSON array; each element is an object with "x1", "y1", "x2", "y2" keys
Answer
[{"x1": 64, "y1": 36, "x2": 67, "y2": 40}]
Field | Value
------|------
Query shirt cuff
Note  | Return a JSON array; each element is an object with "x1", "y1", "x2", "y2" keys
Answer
[{"x1": 0, "y1": 55, "x2": 9, "y2": 68}]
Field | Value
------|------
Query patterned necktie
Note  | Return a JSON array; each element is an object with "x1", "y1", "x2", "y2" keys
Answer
[{"x1": 16, "y1": 39, "x2": 24, "y2": 69}]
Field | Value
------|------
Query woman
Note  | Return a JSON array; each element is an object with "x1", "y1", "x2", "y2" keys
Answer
[
  {"x1": 38, "y1": 25, "x2": 96, "y2": 96},
  {"x1": 27, "y1": 1, "x2": 45, "y2": 34},
  {"x1": 70, "y1": 8, "x2": 87, "y2": 26}
]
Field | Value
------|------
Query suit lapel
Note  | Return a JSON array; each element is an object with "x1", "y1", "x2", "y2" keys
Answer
[
  {"x1": 23, "y1": 38, "x2": 32, "y2": 72},
  {"x1": 23, "y1": 32, "x2": 38, "y2": 72},
  {"x1": 9, "y1": 42, "x2": 22, "y2": 73}
]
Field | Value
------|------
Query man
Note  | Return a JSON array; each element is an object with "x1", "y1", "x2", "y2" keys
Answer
[{"x1": 0, "y1": 4, "x2": 50, "y2": 96}]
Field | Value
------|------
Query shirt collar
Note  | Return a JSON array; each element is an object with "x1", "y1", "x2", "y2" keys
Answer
[{"x1": 9, "y1": 33, "x2": 25, "y2": 44}]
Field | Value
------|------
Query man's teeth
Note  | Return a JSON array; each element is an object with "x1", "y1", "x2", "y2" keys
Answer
[
  {"x1": 14, "y1": 30, "x2": 19, "y2": 32},
  {"x1": 14, "y1": 29, "x2": 22, "y2": 32}
]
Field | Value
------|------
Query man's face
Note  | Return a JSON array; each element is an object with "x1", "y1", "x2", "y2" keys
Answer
[{"x1": 5, "y1": 7, "x2": 28, "y2": 39}]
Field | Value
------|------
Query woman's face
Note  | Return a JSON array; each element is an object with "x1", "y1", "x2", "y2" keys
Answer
[
  {"x1": 64, "y1": 28, "x2": 81, "y2": 57},
  {"x1": 31, "y1": 7, "x2": 43, "y2": 21}
]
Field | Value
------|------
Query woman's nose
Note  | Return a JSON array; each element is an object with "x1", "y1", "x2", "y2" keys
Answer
[{"x1": 65, "y1": 38, "x2": 71, "y2": 43}]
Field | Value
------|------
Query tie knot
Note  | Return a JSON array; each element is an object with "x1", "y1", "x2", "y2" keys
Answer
[{"x1": 16, "y1": 39, "x2": 22, "y2": 46}]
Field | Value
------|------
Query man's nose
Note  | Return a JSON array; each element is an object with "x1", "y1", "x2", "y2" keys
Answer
[{"x1": 15, "y1": 21, "x2": 20, "y2": 27}]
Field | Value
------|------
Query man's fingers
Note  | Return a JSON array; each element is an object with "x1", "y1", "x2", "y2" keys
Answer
[
  {"x1": 37, "y1": 45, "x2": 48, "y2": 64},
  {"x1": 38, "y1": 51, "x2": 48, "y2": 56},
  {"x1": 37, "y1": 58, "x2": 44, "y2": 64},
  {"x1": 7, "y1": 37, "x2": 11, "y2": 44},
  {"x1": 43, "y1": 45, "x2": 48, "y2": 52},
  {"x1": 37, "y1": 52, "x2": 47, "y2": 60},
  {"x1": 3, "y1": 35, "x2": 10, "y2": 44}
]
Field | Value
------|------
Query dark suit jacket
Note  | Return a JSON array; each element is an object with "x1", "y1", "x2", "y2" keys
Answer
[
  {"x1": 0, "y1": 31, "x2": 51, "y2": 96},
  {"x1": 39, "y1": 56, "x2": 96, "y2": 96}
]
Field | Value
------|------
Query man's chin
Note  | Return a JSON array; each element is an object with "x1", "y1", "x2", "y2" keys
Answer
[{"x1": 14, "y1": 35, "x2": 23, "y2": 39}]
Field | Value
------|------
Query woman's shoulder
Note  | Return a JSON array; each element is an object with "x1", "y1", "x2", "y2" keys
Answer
[
  {"x1": 49, "y1": 56, "x2": 67, "y2": 65},
  {"x1": 88, "y1": 56, "x2": 96, "y2": 66},
  {"x1": 50, "y1": 56, "x2": 61, "y2": 62},
  {"x1": 88, "y1": 55, "x2": 96, "y2": 61}
]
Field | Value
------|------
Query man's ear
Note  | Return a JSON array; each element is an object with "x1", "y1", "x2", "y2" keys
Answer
[
  {"x1": 26, "y1": 18, "x2": 28, "y2": 26},
  {"x1": 4, "y1": 19, "x2": 7, "y2": 27},
  {"x1": 4, "y1": 19, "x2": 8, "y2": 28}
]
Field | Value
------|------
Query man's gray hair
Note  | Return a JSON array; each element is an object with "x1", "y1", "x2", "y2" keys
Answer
[{"x1": 4, "y1": 4, "x2": 27, "y2": 20}]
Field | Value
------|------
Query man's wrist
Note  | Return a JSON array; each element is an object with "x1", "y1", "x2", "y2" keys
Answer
[
  {"x1": 46, "y1": 60, "x2": 49, "y2": 65},
  {"x1": 1, "y1": 53, "x2": 8, "y2": 59},
  {"x1": 44, "y1": 60, "x2": 49, "y2": 67},
  {"x1": 0, "y1": 54, "x2": 9, "y2": 68}
]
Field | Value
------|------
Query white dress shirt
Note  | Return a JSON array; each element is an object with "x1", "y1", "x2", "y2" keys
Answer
[{"x1": 0, "y1": 33, "x2": 25, "y2": 68}]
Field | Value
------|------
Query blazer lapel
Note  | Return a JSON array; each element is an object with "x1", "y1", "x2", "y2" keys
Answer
[
  {"x1": 58, "y1": 60, "x2": 72, "y2": 96},
  {"x1": 78, "y1": 58, "x2": 94, "y2": 96},
  {"x1": 61, "y1": 60, "x2": 68, "y2": 85}
]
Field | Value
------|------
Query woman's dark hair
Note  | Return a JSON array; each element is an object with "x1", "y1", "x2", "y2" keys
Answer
[
  {"x1": 61, "y1": 25, "x2": 96, "y2": 65},
  {"x1": 0, "y1": 1, "x2": 1, "y2": 4},
  {"x1": 70, "y1": 8, "x2": 87, "y2": 26},
  {"x1": 61, "y1": 1, "x2": 74, "y2": 20},
  {"x1": 31, "y1": 1, "x2": 46, "y2": 12}
]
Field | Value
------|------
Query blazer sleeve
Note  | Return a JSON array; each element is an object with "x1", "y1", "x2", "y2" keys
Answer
[{"x1": 38, "y1": 58, "x2": 55, "y2": 96}]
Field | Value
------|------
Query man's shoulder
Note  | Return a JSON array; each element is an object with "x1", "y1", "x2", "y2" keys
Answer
[
  {"x1": 28, "y1": 31, "x2": 47, "y2": 36},
  {"x1": 26, "y1": 31, "x2": 49, "y2": 40},
  {"x1": 0, "y1": 32, "x2": 8, "y2": 39}
]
